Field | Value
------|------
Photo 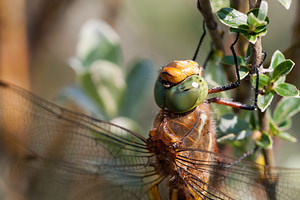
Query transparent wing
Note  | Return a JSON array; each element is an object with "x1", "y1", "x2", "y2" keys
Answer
[
  {"x1": 0, "y1": 81, "x2": 162, "y2": 200},
  {"x1": 175, "y1": 149, "x2": 300, "y2": 200}
]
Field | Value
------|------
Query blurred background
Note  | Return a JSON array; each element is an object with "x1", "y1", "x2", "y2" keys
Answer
[{"x1": 0, "y1": 0, "x2": 299, "y2": 173}]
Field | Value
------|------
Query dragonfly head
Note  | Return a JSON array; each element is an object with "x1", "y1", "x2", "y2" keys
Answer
[{"x1": 154, "y1": 60, "x2": 208, "y2": 113}]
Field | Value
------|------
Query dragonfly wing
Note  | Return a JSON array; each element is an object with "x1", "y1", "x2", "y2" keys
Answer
[
  {"x1": 0, "y1": 81, "x2": 161, "y2": 200},
  {"x1": 175, "y1": 149, "x2": 300, "y2": 200}
]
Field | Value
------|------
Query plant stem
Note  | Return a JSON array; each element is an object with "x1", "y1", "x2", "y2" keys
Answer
[
  {"x1": 198, "y1": 0, "x2": 224, "y2": 52},
  {"x1": 198, "y1": 0, "x2": 238, "y2": 83},
  {"x1": 249, "y1": 0, "x2": 275, "y2": 167}
]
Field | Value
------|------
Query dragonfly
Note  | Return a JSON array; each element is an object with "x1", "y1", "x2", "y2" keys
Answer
[
  {"x1": 1, "y1": 7, "x2": 300, "y2": 200},
  {"x1": 1, "y1": 38, "x2": 300, "y2": 200}
]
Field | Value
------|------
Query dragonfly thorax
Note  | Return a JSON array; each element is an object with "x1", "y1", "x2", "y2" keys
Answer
[{"x1": 147, "y1": 103, "x2": 219, "y2": 199}]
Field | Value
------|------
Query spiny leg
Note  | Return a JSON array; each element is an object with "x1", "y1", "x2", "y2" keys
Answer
[
  {"x1": 205, "y1": 52, "x2": 267, "y2": 110},
  {"x1": 208, "y1": 33, "x2": 241, "y2": 94}
]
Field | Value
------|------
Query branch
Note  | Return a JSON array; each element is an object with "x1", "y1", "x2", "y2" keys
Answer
[
  {"x1": 249, "y1": 0, "x2": 275, "y2": 167},
  {"x1": 197, "y1": 0, "x2": 224, "y2": 52}
]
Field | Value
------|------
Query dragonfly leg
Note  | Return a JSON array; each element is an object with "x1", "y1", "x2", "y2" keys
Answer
[
  {"x1": 205, "y1": 97, "x2": 256, "y2": 110},
  {"x1": 207, "y1": 33, "x2": 267, "y2": 110},
  {"x1": 192, "y1": 20, "x2": 206, "y2": 61},
  {"x1": 208, "y1": 33, "x2": 241, "y2": 94}
]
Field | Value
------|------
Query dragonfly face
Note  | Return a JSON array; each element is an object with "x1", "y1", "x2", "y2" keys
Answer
[{"x1": 154, "y1": 60, "x2": 208, "y2": 113}]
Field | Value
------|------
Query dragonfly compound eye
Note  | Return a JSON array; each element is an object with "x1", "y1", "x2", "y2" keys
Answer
[
  {"x1": 160, "y1": 60, "x2": 200, "y2": 84},
  {"x1": 154, "y1": 75, "x2": 208, "y2": 113}
]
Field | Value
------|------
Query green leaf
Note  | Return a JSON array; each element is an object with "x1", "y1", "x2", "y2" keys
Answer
[
  {"x1": 120, "y1": 59, "x2": 154, "y2": 118},
  {"x1": 274, "y1": 97, "x2": 300, "y2": 124},
  {"x1": 239, "y1": 67, "x2": 249, "y2": 80},
  {"x1": 247, "y1": 12, "x2": 267, "y2": 28},
  {"x1": 258, "y1": 0, "x2": 268, "y2": 21},
  {"x1": 221, "y1": 55, "x2": 248, "y2": 67},
  {"x1": 111, "y1": 117, "x2": 144, "y2": 136},
  {"x1": 278, "y1": 118, "x2": 292, "y2": 131},
  {"x1": 276, "y1": 75, "x2": 286, "y2": 84},
  {"x1": 256, "y1": 131, "x2": 272, "y2": 148},
  {"x1": 217, "y1": 134, "x2": 236, "y2": 143},
  {"x1": 277, "y1": 132, "x2": 297, "y2": 142},
  {"x1": 59, "y1": 85, "x2": 107, "y2": 120},
  {"x1": 270, "y1": 60, "x2": 294, "y2": 82},
  {"x1": 211, "y1": 0, "x2": 230, "y2": 13},
  {"x1": 247, "y1": 34, "x2": 258, "y2": 43},
  {"x1": 246, "y1": 8, "x2": 269, "y2": 30},
  {"x1": 217, "y1": 8, "x2": 248, "y2": 28},
  {"x1": 257, "y1": 90, "x2": 274, "y2": 112},
  {"x1": 251, "y1": 74, "x2": 269, "y2": 90},
  {"x1": 249, "y1": 111, "x2": 259, "y2": 130},
  {"x1": 217, "y1": 114, "x2": 251, "y2": 140},
  {"x1": 269, "y1": 50, "x2": 285, "y2": 70},
  {"x1": 76, "y1": 20, "x2": 121, "y2": 66},
  {"x1": 219, "y1": 7, "x2": 268, "y2": 43},
  {"x1": 274, "y1": 83, "x2": 299, "y2": 97},
  {"x1": 79, "y1": 70, "x2": 105, "y2": 113},
  {"x1": 83, "y1": 60, "x2": 126, "y2": 118},
  {"x1": 278, "y1": 0, "x2": 292, "y2": 9},
  {"x1": 269, "y1": 118, "x2": 280, "y2": 136},
  {"x1": 246, "y1": 28, "x2": 268, "y2": 43},
  {"x1": 252, "y1": 26, "x2": 268, "y2": 35}
]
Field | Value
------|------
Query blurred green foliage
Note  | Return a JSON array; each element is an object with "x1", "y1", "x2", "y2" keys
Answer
[{"x1": 62, "y1": 19, "x2": 155, "y2": 135}]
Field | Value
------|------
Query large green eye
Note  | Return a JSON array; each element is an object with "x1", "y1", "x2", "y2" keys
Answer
[{"x1": 154, "y1": 75, "x2": 208, "y2": 113}]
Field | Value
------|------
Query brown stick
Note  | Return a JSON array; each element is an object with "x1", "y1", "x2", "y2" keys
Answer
[
  {"x1": 198, "y1": 0, "x2": 224, "y2": 52},
  {"x1": 249, "y1": 0, "x2": 275, "y2": 167}
]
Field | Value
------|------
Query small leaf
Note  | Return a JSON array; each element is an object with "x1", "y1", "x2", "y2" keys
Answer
[
  {"x1": 256, "y1": 131, "x2": 272, "y2": 148},
  {"x1": 217, "y1": 114, "x2": 249, "y2": 134},
  {"x1": 251, "y1": 74, "x2": 269, "y2": 90},
  {"x1": 278, "y1": 118, "x2": 292, "y2": 131},
  {"x1": 211, "y1": 0, "x2": 230, "y2": 13},
  {"x1": 269, "y1": 118, "x2": 279, "y2": 136},
  {"x1": 270, "y1": 60, "x2": 294, "y2": 82},
  {"x1": 247, "y1": 34, "x2": 258, "y2": 44},
  {"x1": 220, "y1": 55, "x2": 249, "y2": 79},
  {"x1": 278, "y1": 0, "x2": 292, "y2": 10},
  {"x1": 111, "y1": 117, "x2": 144, "y2": 136},
  {"x1": 246, "y1": 8, "x2": 269, "y2": 31},
  {"x1": 59, "y1": 85, "x2": 107, "y2": 120},
  {"x1": 274, "y1": 83, "x2": 299, "y2": 97},
  {"x1": 217, "y1": 134, "x2": 236, "y2": 143},
  {"x1": 247, "y1": 13, "x2": 267, "y2": 28},
  {"x1": 258, "y1": 0, "x2": 268, "y2": 21},
  {"x1": 217, "y1": 8, "x2": 248, "y2": 28},
  {"x1": 217, "y1": 114, "x2": 251, "y2": 140},
  {"x1": 277, "y1": 132, "x2": 297, "y2": 142},
  {"x1": 249, "y1": 111, "x2": 258, "y2": 130},
  {"x1": 252, "y1": 26, "x2": 268, "y2": 36},
  {"x1": 274, "y1": 97, "x2": 300, "y2": 124},
  {"x1": 76, "y1": 19, "x2": 121, "y2": 66},
  {"x1": 253, "y1": 24, "x2": 269, "y2": 35},
  {"x1": 239, "y1": 67, "x2": 249, "y2": 80},
  {"x1": 221, "y1": 55, "x2": 248, "y2": 67},
  {"x1": 276, "y1": 76, "x2": 286, "y2": 84},
  {"x1": 86, "y1": 60, "x2": 126, "y2": 118},
  {"x1": 269, "y1": 50, "x2": 285, "y2": 70},
  {"x1": 120, "y1": 59, "x2": 154, "y2": 118},
  {"x1": 258, "y1": 90, "x2": 274, "y2": 112}
]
